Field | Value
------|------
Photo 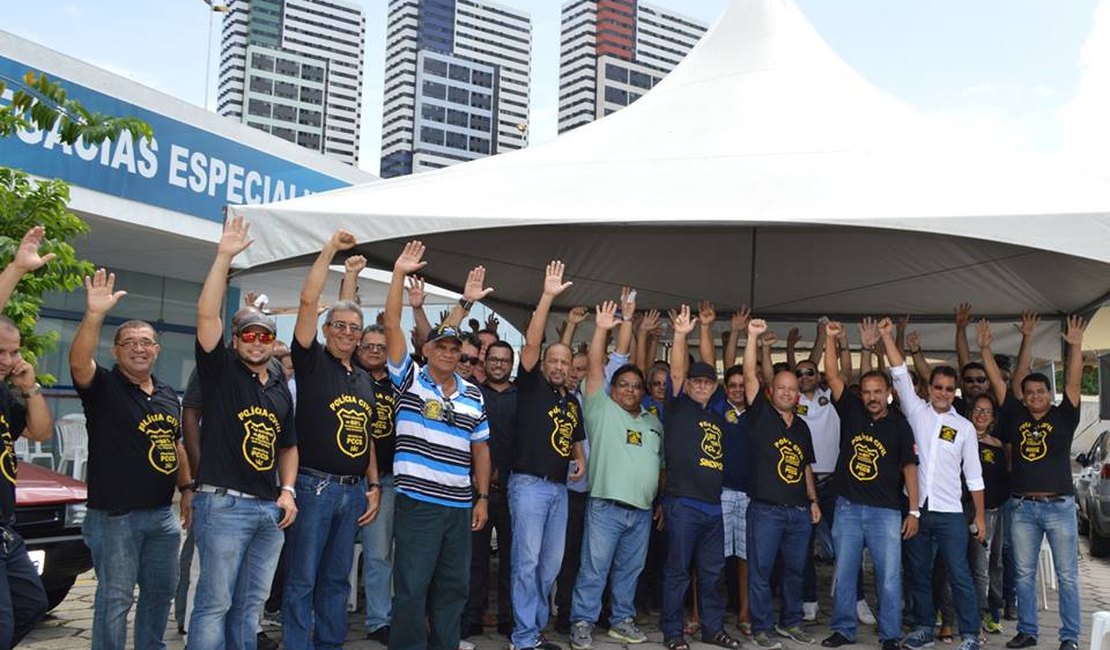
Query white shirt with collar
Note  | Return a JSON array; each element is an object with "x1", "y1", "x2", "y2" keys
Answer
[
  {"x1": 891, "y1": 363, "x2": 983, "y2": 513},
  {"x1": 797, "y1": 386, "x2": 839, "y2": 474}
]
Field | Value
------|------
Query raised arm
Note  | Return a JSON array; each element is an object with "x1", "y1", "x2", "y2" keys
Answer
[
  {"x1": 697, "y1": 301, "x2": 717, "y2": 365},
  {"x1": 823, "y1": 321, "x2": 846, "y2": 400},
  {"x1": 296, "y1": 230, "x2": 357, "y2": 348},
  {"x1": 198, "y1": 217, "x2": 252, "y2": 352},
  {"x1": 859, "y1": 317, "x2": 879, "y2": 376},
  {"x1": 0, "y1": 226, "x2": 56, "y2": 309},
  {"x1": 561, "y1": 307, "x2": 589, "y2": 346},
  {"x1": 879, "y1": 317, "x2": 905, "y2": 368},
  {"x1": 616, "y1": 288, "x2": 636, "y2": 357},
  {"x1": 808, "y1": 322, "x2": 827, "y2": 365},
  {"x1": 975, "y1": 319, "x2": 1008, "y2": 405},
  {"x1": 442, "y1": 267, "x2": 495, "y2": 329},
  {"x1": 759, "y1": 330, "x2": 776, "y2": 387},
  {"x1": 70, "y1": 269, "x2": 128, "y2": 387},
  {"x1": 785, "y1": 327, "x2": 800, "y2": 369},
  {"x1": 955, "y1": 302, "x2": 972, "y2": 372},
  {"x1": 339, "y1": 255, "x2": 366, "y2": 304},
  {"x1": 669, "y1": 305, "x2": 695, "y2": 397},
  {"x1": 906, "y1": 328, "x2": 931, "y2": 381},
  {"x1": 1062, "y1": 315, "x2": 1087, "y2": 407},
  {"x1": 384, "y1": 242, "x2": 428, "y2": 365},
  {"x1": 1011, "y1": 310, "x2": 1038, "y2": 398},
  {"x1": 521, "y1": 260, "x2": 573, "y2": 372},
  {"x1": 744, "y1": 319, "x2": 767, "y2": 406},
  {"x1": 406, "y1": 275, "x2": 432, "y2": 345},
  {"x1": 723, "y1": 305, "x2": 750, "y2": 369},
  {"x1": 636, "y1": 309, "x2": 661, "y2": 373},
  {"x1": 836, "y1": 325, "x2": 853, "y2": 382},
  {"x1": 587, "y1": 301, "x2": 619, "y2": 396}
]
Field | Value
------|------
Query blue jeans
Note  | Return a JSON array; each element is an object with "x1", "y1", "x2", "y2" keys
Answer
[
  {"x1": 360, "y1": 474, "x2": 395, "y2": 633},
  {"x1": 829, "y1": 498, "x2": 902, "y2": 642},
  {"x1": 571, "y1": 497, "x2": 652, "y2": 626},
  {"x1": 83, "y1": 506, "x2": 181, "y2": 650},
  {"x1": 175, "y1": 526, "x2": 195, "y2": 628},
  {"x1": 905, "y1": 509, "x2": 979, "y2": 638},
  {"x1": 282, "y1": 471, "x2": 367, "y2": 649},
  {"x1": 746, "y1": 500, "x2": 810, "y2": 633},
  {"x1": 0, "y1": 524, "x2": 47, "y2": 648},
  {"x1": 508, "y1": 473, "x2": 568, "y2": 648},
  {"x1": 190, "y1": 492, "x2": 284, "y2": 650},
  {"x1": 1010, "y1": 496, "x2": 1080, "y2": 642},
  {"x1": 660, "y1": 498, "x2": 725, "y2": 640}
]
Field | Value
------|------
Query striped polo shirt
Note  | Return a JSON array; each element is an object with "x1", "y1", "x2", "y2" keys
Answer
[{"x1": 389, "y1": 355, "x2": 489, "y2": 507}]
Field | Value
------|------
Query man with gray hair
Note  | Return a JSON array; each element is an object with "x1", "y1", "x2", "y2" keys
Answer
[{"x1": 282, "y1": 230, "x2": 381, "y2": 649}]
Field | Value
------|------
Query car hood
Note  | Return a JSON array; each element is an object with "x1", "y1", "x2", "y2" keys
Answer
[{"x1": 15, "y1": 461, "x2": 87, "y2": 505}]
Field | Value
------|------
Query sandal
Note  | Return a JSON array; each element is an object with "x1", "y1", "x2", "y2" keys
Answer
[
  {"x1": 664, "y1": 637, "x2": 690, "y2": 650},
  {"x1": 706, "y1": 630, "x2": 742, "y2": 649},
  {"x1": 737, "y1": 621, "x2": 752, "y2": 637}
]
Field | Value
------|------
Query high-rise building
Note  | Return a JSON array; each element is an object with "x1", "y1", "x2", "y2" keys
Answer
[
  {"x1": 559, "y1": 0, "x2": 707, "y2": 134},
  {"x1": 217, "y1": 0, "x2": 365, "y2": 166},
  {"x1": 380, "y1": 0, "x2": 531, "y2": 178}
]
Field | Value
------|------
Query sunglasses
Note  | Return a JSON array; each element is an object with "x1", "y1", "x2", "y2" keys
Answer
[
  {"x1": 239, "y1": 331, "x2": 276, "y2": 344},
  {"x1": 460, "y1": 355, "x2": 481, "y2": 365},
  {"x1": 486, "y1": 357, "x2": 512, "y2": 365},
  {"x1": 930, "y1": 384, "x2": 956, "y2": 393},
  {"x1": 963, "y1": 376, "x2": 989, "y2": 384},
  {"x1": 359, "y1": 343, "x2": 386, "y2": 352},
  {"x1": 795, "y1": 368, "x2": 817, "y2": 378}
]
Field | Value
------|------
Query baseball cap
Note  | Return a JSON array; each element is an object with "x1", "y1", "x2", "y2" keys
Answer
[
  {"x1": 235, "y1": 311, "x2": 277, "y2": 334},
  {"x1": 426, "y1": 324, "x2": 463, "y2": 344},
  {"x1": 688, "y1": 361, "x2": 717, "y2": 381}
]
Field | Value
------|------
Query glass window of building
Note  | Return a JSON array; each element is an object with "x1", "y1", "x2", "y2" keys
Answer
[
  {"x1": 421, "y1": 126, "x2": 445, "y2": 145},
  {"x1": 423, "y1": 81, "x2": 447, "y2": 100},
  {"x1": 424, "y1": 58, "x2": 448, "y2": 77},
  {"x1": 605, "y1": 63, "x2": 628, "y2": 83},
  {"x1": 448, "y1": 86, "x2": 469, "y2": 105},
  {"x1": 629, "y1": 70, "x2": 653, "y2": 89},
  {"x1": 449, "y1": 64, "x2": 471, "y2": 82}
]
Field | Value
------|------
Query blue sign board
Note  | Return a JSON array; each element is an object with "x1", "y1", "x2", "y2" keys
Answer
[{"x1": 0, "y1": 54, "x2": 351, "y2": 223}]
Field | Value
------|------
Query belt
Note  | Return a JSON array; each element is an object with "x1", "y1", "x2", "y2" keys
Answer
[
  {"x1": 1012, "y1": 493, "x2": 1066, "y2": 503},
  {"x1": 197, "y1": 484, "x2": 259, "y2": 499},
  {"x1": 596, "y1": 497, "x2": 640, "y2": 511},
  {"x1": 300, "y1": 466, "x2": 363, "y2": 485}
]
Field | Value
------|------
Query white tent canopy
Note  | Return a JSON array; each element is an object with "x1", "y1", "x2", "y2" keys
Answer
[{"x1": 230, "y1": 0, "x2": 1110, "y2": 360}]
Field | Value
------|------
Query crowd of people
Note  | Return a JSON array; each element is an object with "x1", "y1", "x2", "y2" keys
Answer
[{"x1": 0, "y1": 223, "x2": 1091, "y2": 650}]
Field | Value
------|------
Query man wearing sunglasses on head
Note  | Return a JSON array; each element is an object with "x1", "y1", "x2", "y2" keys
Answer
[
  {"x1": 69, "y1": 267, "x2": 191, "y2": 650},
  {"x1": 880, "y1": 318, "x2": 985, "y2": 650},
  {"x1": 281, "y1": 230, "x2": 381, "y2": 649}
]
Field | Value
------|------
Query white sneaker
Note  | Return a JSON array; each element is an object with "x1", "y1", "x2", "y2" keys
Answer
[
  {"x1": 802, "y1": 601, "x2": 818, "y2": 621},
  {"x1": 458, "y1": 641, "x2": 476, "y2": 650},
  {"x1": 856, "y1": 599, "x2": 876, "y2": 625}
]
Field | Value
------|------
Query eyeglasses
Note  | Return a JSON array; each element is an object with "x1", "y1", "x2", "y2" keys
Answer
[
  {"x1": 649, "y1": 380, "x2": 667, "y2": 387},
  {"x1": 460, "y1": 355, "x2": 481, "y2": 365},
  {"x1": 326, "y1": 321, "x2": 361, "y2": 333},
  {"x1": 930, "y1": 384, "x2": 956, "y2": 393},
  {"x1": 117, "y1": 338, "x2": 158, "y2": 350},
  {"x1": 795, "y1": 368, "x2": 817, "y2": 378},
  {"x1": 239, "y1": 331, "x2": 276, "y2": 344},
  {"x1": 971, "y1": 408, "x2": 994, "y2": 416},
  {"x1": 615, "y1": 380, "x2": 643, "y2": 390},
  {"x1": 963, "y1": 376, "x2": 989, "y2": 384},
  {"x1": 359, "y1": 343, "x2": 386, "y2": 352},
  {"x1": 486, "y1": 357, "x2": 512, "y2": 366}
]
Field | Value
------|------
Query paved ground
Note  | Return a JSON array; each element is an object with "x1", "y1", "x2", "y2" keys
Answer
[{"x1": 23, "y1": 535, "x2": 1110, "y2": 649}]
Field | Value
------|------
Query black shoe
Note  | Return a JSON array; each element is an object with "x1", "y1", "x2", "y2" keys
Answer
[
  {"x1": 366, "y1": 625, "x2": 391, "y2": 644},
  {"x1": 1005, "y1": 632, "x2": 1037, "y2": 648},
  {"x1": 256, "y1": 631, "x2": 279, "y2": 650},
  {"x1": 881, "y1": 641, "x2": 900, "y2": 650},
  {"x1": 1004, "y1": 603, "x2": 1018, "y2": 621},
  {"x1": 1059, "y1": 642, "x2": 1078, "y2": 650},
  {"x1": 177, "y1": 624, "x2": 186, "y2": 635},
  {"x1": 498, "y1": 622, "x2": 514, "y2": 637},
  {"x1": 821, "y1": 632, "x2": 852, "y2": 648}
]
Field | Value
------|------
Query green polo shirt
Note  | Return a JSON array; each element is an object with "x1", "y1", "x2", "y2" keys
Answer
[{"x1": 582, "y1": 387, "x2": 664, "y2": 509}]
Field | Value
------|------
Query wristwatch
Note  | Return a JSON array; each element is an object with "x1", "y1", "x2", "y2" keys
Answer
[
  {"x1": 21, "y1": 383, "x2": 42, "y2": 399},
  {"x1": 367, "y1": 482, "x2": 381, "y2": 491},
  {"x1": 476, "y1": 493, "x2": 490, "y2": 501},
  {"x1": 909, "y1": 510, "x2": 921, "y2": 519},
  {"x1": 281, "y1": 485, "x2": 297, "y2": 499},
  {"x1": 458, "y1": 298, "x2": 474, "y2": 311},
  {"x1": 177, "y1": 481, "x2": 197, "y2": 494}
]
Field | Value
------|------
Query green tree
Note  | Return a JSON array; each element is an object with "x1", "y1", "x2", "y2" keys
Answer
[{"x1": 1, "y1": 72, "x2": 151, "y2": 384}]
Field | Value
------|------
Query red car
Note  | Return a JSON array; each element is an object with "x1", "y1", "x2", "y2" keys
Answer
[{"x1": 14, "y1": 461, "x2": 94, "y2": 610}]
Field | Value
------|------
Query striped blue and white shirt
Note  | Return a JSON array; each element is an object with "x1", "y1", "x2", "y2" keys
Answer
[{"x1": 389, "y1": 355, "x2": 490, "y2": 507}]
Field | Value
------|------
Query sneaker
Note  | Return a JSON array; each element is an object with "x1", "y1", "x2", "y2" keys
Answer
[
  {"x1": 262, "y1": 608, "x2": 282, "y2": 627},
  {"x1": 458, "y1": 641, "x2": 476, "y2": 650},
  {"x1": 1059, "y1": 641, "x2": 1079, "y2": 650},
  {"x1": 256, "y1": 632, "x2": 279, "y2": 650},
  {"x1": 821, "y1": 632, "x2": 852, "y2": 647},
  {"x1": 366, "y1": 625, "x2": 391, "y2": 644},
  {"x1": 982, "y1": 614, "x2": 1003, "y2": 635},
  {"x1": 775, "y1": 624, "x2": 817, "y2": 644},
  {"x1": 957, "y1": 636, "x2": 980, "y2": 650},
  {"x1": 536, "y1": 637, "x2": 563, "y2": 650},
  {"x1": 882, "y1": 641, "x2": 900, "y2": 650},
  {"x1": 608, "y1": 618, "x2": 647, "y2": 644},
  {"x1": 570, "y1": 621, "x2": 593, "y2": 650},
  {"x1": 803, "y1": 601, "x2": 819, "y2": 621},
  {"x1": 856, "y1": 599, "x2": 876, "y2": 626},
  {"x1": 901, "y1": 628, "x2": 935, "y2": 650},
  {"x1": 1005, "y1": 632, "x2": 1037, "y2": 648},
  {"x1": 752, "y1": 631, "x2": 783, "y2": 649}
]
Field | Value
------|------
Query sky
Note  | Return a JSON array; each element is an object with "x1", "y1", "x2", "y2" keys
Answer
[{"x1": 3, "y1": 0, "x2": 1108, "y2": 177}]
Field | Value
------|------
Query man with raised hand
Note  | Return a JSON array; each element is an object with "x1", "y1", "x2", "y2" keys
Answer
[
  {"x1": 70, "y1": 268, "x2": 191, "y2": 650},
  {"x1": 879, "y1": 317, "x2": 984, "y2": 650},
  {"x1": 741, "y1": 318, "x2": 820, "y2": 650},
  {"x1": 383, "y1": 241, "x2": 491, "y2": 650},
  {"x1": 507, "y1": 261, "x2": 586, "y2": 650},
  {"x1": 0, "y1": 226, "x2": 54, "y2": 649},
  {"x1": 659, "y1": 305, "x2": 740, "y2": 650},
  {"x1": 569, "y1": 301, "x2": 663, "y2": 650},
  {"x1": 191, "y1": 216, "x2": 298, "y2": 649},
  {"x1": 817, "y1": 322, "x2": 919, "y2": 650},
  {"x1": 1000, "y1": 316, "x2": 1087, "y2": 650},
  {"x1": 282, "y1": 230, "x2": 380, "y2": 649}
]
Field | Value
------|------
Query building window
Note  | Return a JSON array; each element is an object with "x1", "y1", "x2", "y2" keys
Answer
[
  {"x1": 448, "y1": 64, "x2": 470, "y2": 82},
  {"x1": 471, "y1": 70, "x2": 493, "y2": 87},
  {"x1": 604, "y1": 86, "x2": 628, "y2": 105},
  {"x1": 272, "y1": 126, "x2": 296, "y2": 142},
  {"x1": 423, "y1": 58, "x2": 448, "y2": 77},
  {"x1": 469, "y1": 136, "x2": 490, "y2": 154},
  {"x1": 470, "y1": 114, "x2": 491, "y2": 132},
  {"x1": 273, "y1": 80, "x2": 297, "y2": 100},
  {"x1": 423, "y1": 81, "x2": 447, "y2": 100},
  {"x1": 447, "y1": 109, "x2": 469, "y2": 127},
  {"x1": 605, "y1": 63, "x2": 628, "y2": 83},
  {"x1": 421, "y1": 126, "x2": 444, "y2": 145},
  {"x1": 303, "y1": 64, "x2": 325, "y2": 82},
  {"x1": 448, "y1": 86, "x2": 469, "y2": 105},
  {"x1": 421, "y1": 104, "x2": 446, "y2": 122},
  {"x1": 300, "y1": 87, "x2": 323, "y2": 103},
  {"x1": 299, "y1": 109, "x2": 322, "y2": 127},
  {"x1": 273, "y1": 104, "x2": 296, "y2": 121},
  {"x1": 470, "y1": 92, "x2": 491, "y2": 110},
  {"x1": 249, "y1": 76, "x2": 273, "y2": 94},
  {"x1": 251, "y1": 53, "x2": 275, "y2": 71},
  {"x1": 445, "y1": 131, "x2": 467, "y2": 150},
  {"x1": 629, "y1": 70, "x2": 653, "y2": 89},
  {"x1": 275, "y1": 58, "x2": 299, "y2": 76},
  {"x1": 247, "y1": 98, "x2": 273, "y2": 117}
]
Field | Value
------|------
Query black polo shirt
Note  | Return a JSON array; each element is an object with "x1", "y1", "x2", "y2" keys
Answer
[
  {"x1": 480, "y1": 381, "x2": 518, "y2": 486},
  {"x1": 77, "y1": 365, "x2": 182, "y2": 512},
  {"x1": 195, "y1": 338, "x2": 296, "y2": 499},
  {"x1": 746, "y1": 390, "x2": 815, "y2": 507},
  {"x1": 368, "y1": 372, "x2": 398, "y2": 476},
  {"x1": 663, "y1": 393, "x2": 726, "y2": 504},
  {"x1": 0, "y1": 384, "x2": 27, "y2": 522},
  {"x1": 291, "y1": 338, "x2": 376, "y2": 477},
  {"x1": 831, "y1": 390, "x2": 917, "y2": 511},
  {"x1": 511, "y1": 363, "x2": 584, "y2": 483},
  {"x1": 1000, "y1": 395, "x2": 1080, "y2": 496}
]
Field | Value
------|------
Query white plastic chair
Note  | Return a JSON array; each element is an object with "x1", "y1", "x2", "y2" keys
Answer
[
  {"x1": 1090, "y1": 610, "x2": 1110, "y2": 650},
  {"x1": 55, "y1": 413, "x2": 88, "y2": 481},
  {"x1": 348, "y1": 540, "x2": 362, "y2": 612},
  {"x1": 13, "y1": 437, "x2": 55, "y2": 470},
  {"x1": 1038, "y1": 537, "x2": 1057, "y2": 610}
]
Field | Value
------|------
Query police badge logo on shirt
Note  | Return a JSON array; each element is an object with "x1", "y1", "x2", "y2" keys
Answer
[
  {"x1": 795, "y1": 404, "x2": 809, "y2": 416},
  {"x1": 138, "y1": 411, "x2": 180, "y2": 475},
  {"x1": 1018, "y1": 421, "x2": 1051, "y2": 462},
  {"x1": 372, "y1": 392, "x2": 397, "y2": 439},
  {"x1": 725, "y1": 409, "x2": 739, "y2": 424},
  {"x1": 774, "y1": 436, "x2": 805, "y2": 484},
  {"x1": 626, "y1": 429, "x2": 643, "y2": 446},
  {"x1": 938, "y1": 425, "x2": 957, "y2": 443},
  {"x1": 818, "y1": 396, "x2": 829, "y2": 406},
  {"x1": 0, "y1": 423, "x2": 14, "y2": 485},
  {"x1": 330, "y1": 394, "x2": 373, "y2": 459},
  {"x1": 699, "y1": 421, "x2": 724, "y2": 471},
  {"x1": 238, "y1": 406, "x2": 280, "y2": 471}
]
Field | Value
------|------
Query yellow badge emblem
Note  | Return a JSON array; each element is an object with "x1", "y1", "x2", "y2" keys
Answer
[
  {"x1": 626, "y1": 429, "x2": 643, "y2": 447},
  {"x1": 1019, "y1": 425, "x2": 1048, "y2": 462},
  {"x1": 145, "y1": 427, "x2": 179, "y2": 475},
  {"x1": 849, "y1": 442, "x2": 879, "y2": 481},
  {"x1": 775, "y1": 438, "x2": 804, "y2": 484},
  {"x1": 938, "y1": 426, "x2": 957, "y2": 443},
  {"x1": 241, "y1": 420, "x2": 277, "y2": 471},
  {"x1": 335, "y1": 408, "x2": 370, "y2": 458},
  {"x1": 423, "y1": 399, "x2": 444, "y2": 422}
]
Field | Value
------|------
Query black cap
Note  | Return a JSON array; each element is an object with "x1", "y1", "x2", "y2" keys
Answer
[
  {"x1": 688, "y1": 361, "x2": 717, "y2": 381},
  {"x1": 426, "y1": 324, "x2": 463, "y2": 344}
]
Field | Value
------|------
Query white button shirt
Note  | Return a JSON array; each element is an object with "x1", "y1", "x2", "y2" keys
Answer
[
  {"x1": 891, "y1": 363, "x2": 983, "y2": 513},
  {"x1": 798, "y1": 387, "x2": 840, "y2": 474}
]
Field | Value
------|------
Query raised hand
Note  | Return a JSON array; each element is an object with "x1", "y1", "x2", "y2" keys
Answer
[
  {"x1": 437, "y1": 309, "x2": 450, "y2": 324},
  {"x1": 329, "y1": 230, "x2": 357, "y2": 251},
  {"x1": 485, "y1": 313, "x2": 500, "y2": 333},
  {"x1": 976, "y1": 318, "x2": 994, "y2": 348},
  {"x1": 786, "y1": 327, "x2": 801, "y2": 348},
  {"x1": 955, "y1": 302, "x2": 973, "y2": 328},
  {"x1": 897, "y1": 314, "x2": 910, "y2": 335},
  {"x1": 825, "y1": 321, "x2": 844, "y2": 339},
  {"x1": 394, "y1": 241, "x2": 428, "y2": 275},
  {"x1": 640, "y1": 309, "x2": 661, "y2": 333},
  {"x1": 761, "y1": 330, "x2": 778, "y2": 346},
  {"x1": 84, "y1": 268, "x2": 127, "y2": 315},
  {"x1": 12, "y1": 225, "x2": 56, "y2": 273},
  {"x1": 217, "y1": 216, "x2": 253, "y2": 257},
  {"x1": 568, "y1": 306, "x2": 589, "y2": 325},
  {"x1": 1062, "y1": 314, "x2": 1087, "y2": 346},
  {"x1": 877, "y1": 317, "x2": 894, "y2": 337},
  {"x1": 730, "y1": 304, "x2": 751, "y2": 332},
  {"x1": 859, "y1": 317, "x2": 880, "y2": 348},
  {"x1": 621, "y1": 286, "x2": 637, "y2": 320},
  {"x1": 671, "y1": 304, "x2": 695, "y2": 336},
  {"x1": 463, "y1": 266, "x2": 494, "y2": 302},
  {"x1": 907, "y1": 330, "x2": 922, "y2": 351},
  {"x1": 7, "y1": 354, "x2": 36, "y2": 390},
  {"x1": 1017, "y1": 310, "x2": 1040, "y2": 337},
  {"x1": 345, "y1": 255, "x2": 367, "y2": 275},
  {"x1": 406, "y1": 275, "x2": 426, "y2": 308},
  {"x1": 595, "y1": 301, "x2": 619, "y2": 331},
  {"x1": 243, "y1": 291, "x2": 259, "y2": 307},
  {"x1": 543, "y1": 260, "x2": 572, "y2": 297},
  {"x1": 697, "y1": 300, "x2": 716, "y2": 326},
  {"x1": 748, "y1": 318, "x2": 768, "y2": 338}
]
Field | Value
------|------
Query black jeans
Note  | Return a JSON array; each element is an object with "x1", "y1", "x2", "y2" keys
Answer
[
  {"x1": 0, "y1": 524, "x2": 48, "y2": 648},
  {"x1": 464, "y1": 485, "x2": 512, "y2": 632}
]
